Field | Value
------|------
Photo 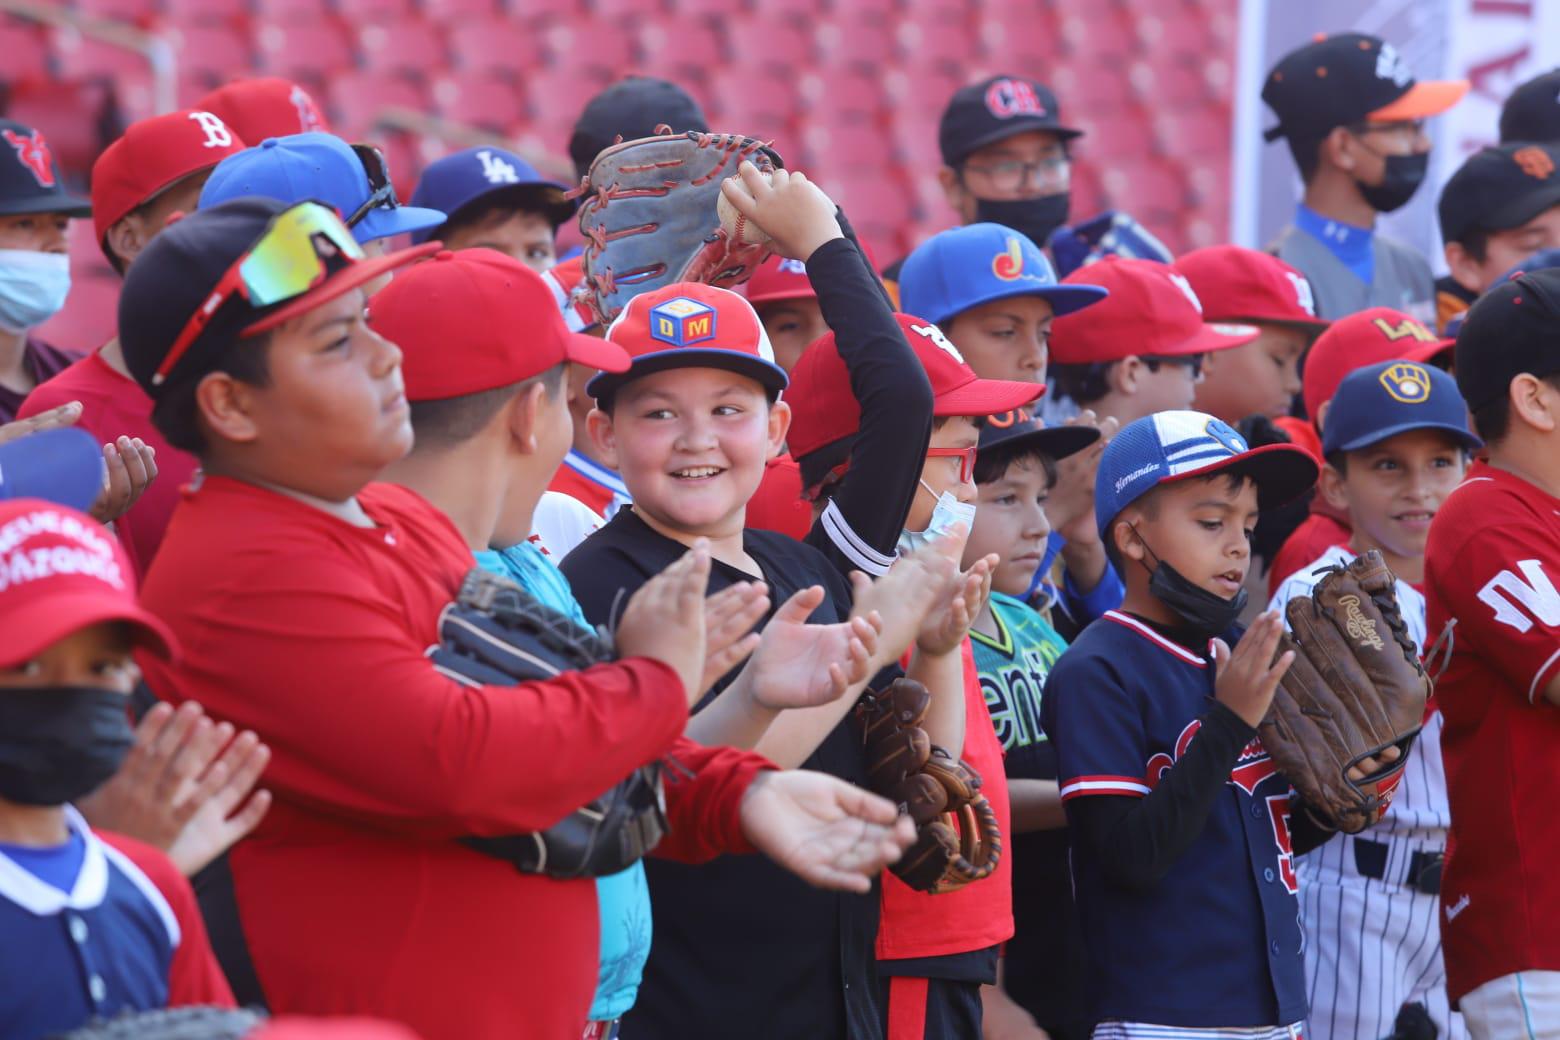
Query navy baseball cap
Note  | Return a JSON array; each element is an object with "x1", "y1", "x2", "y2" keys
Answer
[
  {"x1": 1455, "y1": 266, "x2": 1560, "y2": 412},
  {"x1": 199, "y1": 133, "x2": 445, "y2": 244},
  {"x1": 1321, "y1": 360, "x2": 1480, "y2": 456},
  {"x1": 569, "y1": 77, "x2": 709, "y2": 179},
  {"x1": 1438, "y1": 143, "x2": 1560, "y2": 246},
  {"x1": 899, "y1": 223, "x2": 1107, "y2": 326},
  {"x1": 0, "y1": 427, "x2": 104, "y2": 513},
  {"x1": 1500, "y1": 68, "x2": 1560, "y2": 144},
  {"x1": 0, "y1": 120, "x2": 91, "y2": 217},
  {"x1": 409, "y1": 146, "x2": 574, "y2": 244},
  {"x1": 978, "y1": 407, "x2": 1098, "y2": 468},
  {"x1": 1094, "y1": 410, "x2": 1318, "y2": 536},
  {"x1": 939, "y1": 75, "x2": 1081, "y2": 168}
]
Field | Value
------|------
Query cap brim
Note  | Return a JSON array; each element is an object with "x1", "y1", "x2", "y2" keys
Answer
[
  {"x1": 1482, "y1": 181, "x2": 1560, "y2": 238},
  {"x1": 1402, "y1": 338, "x2": 1455, "y2": 368},
  {"x1": 3, "y1": 590, "x2": 177, "y2": 669},
  {"x1": 588, "y1": 348, "x2": 789, "y2": 400},
  {"x1": 934, "y1": 377, "x2": 1044, "y2": 416},
  {"x1": 1228, "y1": 313, "x2": 1331, "y2": 338},
  {"x1": 353, "y1": 204, "x2": 449, "y2": 243},
  {"x1": 1330, "y1": 420, "x2": 1482, "y2": 455},
  {"x1": 980, "y1": 422, "x2": 1100, "y2": 462},
  {"x1": 246, "y1": 240, "x2": 442, "y2": 337},
  {"x1": 935, "y1": 282, "x2": 1108, "y2": 324},
  {"x1": 0, "y1": 193, "x2": 92, "y2": 218},
  {"x1": 1155, "y1": 321, "x2": 1262, "y2": 357},
  {"x1": 1368, "y1": 80, "x2": 1470, "y2": 122},
  {"x1": 564, "y1": 331, "x2": 631, "y2": 374},
  {"x1": 948, "y1": 120, "x2": 1084, "y2": 165},
  {"x1": 745, "y1": 285, "x2": 818, "y2": 306},
  {"x1": 0, "y1": 428, "x2": 104, "y2": 513},
  {"x1": 1163, "y1": 442, "x2": 1320, "y2": 509}
]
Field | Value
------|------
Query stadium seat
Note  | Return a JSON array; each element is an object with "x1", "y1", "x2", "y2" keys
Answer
[
  {"x1": 815, "y1": 15, "x2": 894, "y2": 69},
  {"x1": 0, "y1": 19, "x2": 53, "y2": 81},
  {"x1": 897, "y1": 18, "x2": 975, "y2": 71},
  {"x1": 1102, "y1": 158, "x2": 1189, "y2": 223},
  {"x1": 74, "y1": 0, "x2": 154, "y2": 22},
  {"x1": 254, "y1": 19, "x2": 357, "y2": 86},
  {"x1": 430, "y1": 71, "x2": 525, "y2": 132},
  {"x1": 161, "y1": 0, "x2": 248, "y2": 21},
  {"x1": 328, "y1": 71, "x2": 429, "y2": 137},
  {"x1": 51, "y1": 28, "x2": 154, "y2": 83},
  {"x1": 1052, "y1": 59, "x2": 1135, "y2": 114},
  {"x1": 592, "y1": 0, "x2": 667, "y2": 17},
  {"x1": 2, "y1": 79, "x2": 114, "y2": 180},
  {"x1": 338, "y1": 0, "x2": 416, "y2": 18},
  {"x1": 541, "y1": 19, "x2": 634, "y2": 74},
  {"x1": 357, "y1": 22, "x2": 449, "y2": 78},
  {"x1": 1154, "y1": 108, "x2": 1230, "y2": 159},
  {"x1": 446, "y1": 18, "x2": 543, "y2": 77},
  {"x1": 636, "y1": 18, "x2": 722, "y2": 86},
  {"x1": 1128, "y1": 57, "x2": 1211, "y2": 107},
  {"x1": 1072, "y1": 110, "x2": 1154, "y2": 163},
  {"x1": 253, "y1": 0, "x2": 332, "y2": 22},
  {"x1": 724, "y1": 15, "x2": 812, "y2": 73},
  {"x1": 887, "y1": 113, "x2": 943, "y2": 173},
  {"x1": 901, "y1": 0, "x2": 970, "y2": 21},
  {"x1": 797, "y1": 68, "x2": 883, "y2": 125},
  {"x1": 419, "y1": 0, "x2": 501, "y2": 15},
  {"x1": 163, "y1": 23, "x2": 255, "y2": 86},
  {"x1": 525, "y1": 66, "x2": 613, "y2": 126},
  {"x1": 799, "y1": 121, "x2": 894, "y2": 178}
]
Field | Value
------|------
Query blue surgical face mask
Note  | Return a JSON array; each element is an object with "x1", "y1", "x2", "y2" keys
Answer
[
  {"x1": 0, "y1": 250, "x2": 70, "y2": 333},
  {"x1": 898, "y1": 479, "x2": 978, "y2": 555}
]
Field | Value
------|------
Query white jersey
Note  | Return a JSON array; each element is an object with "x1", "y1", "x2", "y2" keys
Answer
[{"x1": 529, "y1": 490, "x2": 604, "y2": 562}]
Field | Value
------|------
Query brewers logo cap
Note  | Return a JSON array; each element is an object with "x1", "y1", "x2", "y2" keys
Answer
[
  {"x1": 1301, "y1": 307, "x2": 1450, "y2": 421},
  {"x1": 899, "y1": 223, "x2": 1107, "y2": 326},
  {"x1": 588, "y1": 281, "x2": 788, "y2": 401},
  {"x1": 1321, "y1": 360, "x2": 1480, "y2": 456},
  {"x1": 939, "y1": 75, "x2": 1081, "y2": 168}
]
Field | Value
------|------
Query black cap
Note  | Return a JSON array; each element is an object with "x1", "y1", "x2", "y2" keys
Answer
[
  {"x1": 1455, "y1": 267, "x2": 1560, "y2": 412},
  {"x1": 568, "y1": 77, "x2": 709, "y2": 180},
  {"x1": 1499, "y1": 68, "x2": 1560, "y2": 144},
  {"x1": 1262, "y1": 33, "x2": 1468, "y2": 144},
  {"x1": 0, "y1": 119, "x2": 91, "y2": 217},
  {"x1": 939, "y1": 75, "x2": 1081, "y2": 168},
  {"x1": 1439, "y1": 142, "x2": 1560, "y2": 246},
  {"x1": 977, "y1": 407, "x2": 1099, "y2": 465}
]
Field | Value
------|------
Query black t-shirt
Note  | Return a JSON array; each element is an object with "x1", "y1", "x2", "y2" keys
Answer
[{"x1": 561, "y1": 509, "x2": 881, "y2": 1040}]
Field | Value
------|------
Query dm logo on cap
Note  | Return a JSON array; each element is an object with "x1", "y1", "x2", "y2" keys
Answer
[
  {"x1": 992, "y1": 237, "x2": 1027, "y2": 281},
  {"x1": 1379, "y1": 362, "x2": 1432, "y2": 404},
  {"x1": 650, "y1": 297, "x2": 717, "y2": 347}
]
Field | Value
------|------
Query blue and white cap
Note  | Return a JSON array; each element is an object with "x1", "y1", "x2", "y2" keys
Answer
[{"x1": 1094, "y1": 410, "x2": 1319, "y2": 536}]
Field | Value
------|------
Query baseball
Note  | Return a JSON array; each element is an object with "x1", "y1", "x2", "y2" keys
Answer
[{"x1": 718, "y1": 170, "x2": 772, "y2": 245}]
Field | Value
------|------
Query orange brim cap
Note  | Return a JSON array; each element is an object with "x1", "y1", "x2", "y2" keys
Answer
[{"x1": 1368, "y1": 80, "x2": 1470, "y2": 122}]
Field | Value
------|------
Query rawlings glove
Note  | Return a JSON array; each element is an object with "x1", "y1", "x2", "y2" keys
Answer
[
  {"x1": 428, "y1": 569, "x2": 668, "y2": 879},
  {"x1": 1259, "y1": 550, "x2": 1430, "y2": 834},
  {"x1": 572, "y1": 126, "x2": 779, "y2": 324},
  {"x1": 854, "y1": 678, "x2": 1001, "y2": 893},
  {"x1": 1047, "y1": 209, "x2": 1175, "y2": 277}
]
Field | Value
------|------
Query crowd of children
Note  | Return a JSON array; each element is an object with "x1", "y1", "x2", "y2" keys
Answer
[{"x1": 0, "y1": 26, "x2": 1556, "y2": 1040}]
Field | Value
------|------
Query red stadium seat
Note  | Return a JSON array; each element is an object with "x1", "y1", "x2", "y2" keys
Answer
[
  {"x1": 1181, "y1": 153, "x2": 1233, "y2": 214},
  {"x1": 525, "y1": 66, "x2": 613, "y2": 126},
  {"x1": 706, "y1": 67, "x2": 794, "y2": 125},
  {"x1": 327, "y1": 71, "x2": 428, "y2": 137},
  {"x1": 541, "y1": 19, "x2": 634, "y2": 74},
  {"x1": 887, "y1": 113, "x2": 943, "y2": 173},
  {"x1": 1068, "y1": 161, "x2": 1106, "y2": 221},
  {"x1": 724, "y1": 16, "x2": 811, "y2": 73},
  {"x1": 975, "y1": 17, "x2": 1059, "y2": 75},
  {"x1": 668, "y1": 0, "x2": 758, "y2": 14},
  {"x1": 1102, "y1": 158, "x2": 1189, "y2": 222},
  {"x1": 161, "y1": 0, "x2": 248, "y2": 21},
  {"x1": 1056, "y1": 6, "x2": 1136, "y2": 54},
  {"x1": 901, "y1": 0, "x2": 971, "y2": 20},
  {"x1": 1128, "y1": 57, "x2": 1211, "y2": 107},
  {"x1": 357, "y1": 22, "x2": 449, "y2": 77},
  {"x1": 593, "y1": 0, "x2": 666, "y2": 17},
  {"x1": 897, "y1": 17, "x2": 975, "y2": 71},
  {"x1": 815, "y1": 15, "x2": 894, "y2": 68},
  {"x1": 883, "y1": 66, "x2": 962, "y2": 117},
  {"x1": 75, "y1": 0, "x2": 155, "y2": 22},
  {"x1": 1052, "y1": 58, "x2": 1135, "y2": 114},
  {"x1": 419, "y1": 0, "x2": 501, "y2": 15},
  {"x1": 797, "y1": 68, "x2": 883, "y2": 125},
  {"x1": 338, "y1": 0, "x2": 416, "y2": 18},
  {"x1": 1154, "y1": 108, "x2": 1230, "y2": 159},
  {"x1": 430, "y1": 71, "x2": 525, "y2": 131},
  {"x1": 254, "y1": 19, "x2": 357, "y2": 85},
  {"x1": 0, "y1": 20, "x2": 52, "y2": 81},
  {"x1": 799, "y1": 121, "x2": 893, "y2": 178},
  {"x1": 1072, "y1": 110, "x2": 1155, "y2": 164},
  {"x1": 253, "y1": 0, "x2": 330, "y2": 21},
  {"x1": 636, "y1": 18, "x2": 722, "y2": 86},
  {"x1": 163, "y1": 24, "x2": 255, "y2": 85},
  {"x1": 51, "y1": 28, "x2": 153, "y2": 82},
  {"x1": 1135, "y1": 13, "x2": 1205, "y2": 62},
  {"x1": 446, "y1": 18, "x2": 542, "y2": 77},
  {"x1": 2, "y1": 79, "x2": 114, "y2": 179}
]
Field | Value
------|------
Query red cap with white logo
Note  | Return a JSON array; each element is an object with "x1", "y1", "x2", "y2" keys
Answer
[
  {"x1": 0, "y1": 500, "x2": 176, "y2": 669},
  {"x1": 786, "y1": 313, "x2": 1043, "y2": 459},
  {"x1": 196, "y1": 77, "x2": 330, "y2": 147},
  {"x1": 1049, "y1": 257, "x2": 1261, "y2": 365},
  {"x1": 742, "y1": 254, "x2": 817, "y2": 305},
  {"x1": 1174, "y1": 245, "x2": 1329, "y2": 337}
]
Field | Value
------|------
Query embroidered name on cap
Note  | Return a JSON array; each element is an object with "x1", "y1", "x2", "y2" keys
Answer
[
  {"x1": 1379, "y1": 362, "x2": 1431, "y2": 403},
  {"x1": 650, "y1": 297, "x2": 718, "y2": 347}
]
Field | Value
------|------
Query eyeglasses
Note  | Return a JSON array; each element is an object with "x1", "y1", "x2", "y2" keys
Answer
[
  {"x1": 960, "y1": 153, "x2": 1070, "y2": 193},
  {"x1": 153, "y1": 201, "x2": 364, "y2": 386},
  {"x1": 1141, "y1": 353, "x2": 1205, "y2": 379},
  {"x1": 345, "y1": 143, "x2": 399, "y2": 229},
  {"x1": 1347, "y1": 119, "x2": 1426, "y2": 138},
  {"x1": 926, "y1": 445, "x2": 977, "y2": 484}
]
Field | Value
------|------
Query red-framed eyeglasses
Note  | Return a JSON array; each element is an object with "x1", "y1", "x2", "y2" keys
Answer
[{"x1": 926, "y1": 445, "x2": 977, "y2": 483}]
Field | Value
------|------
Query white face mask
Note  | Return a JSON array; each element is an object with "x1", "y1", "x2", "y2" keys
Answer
[
  {"x1": 0, "y1": 250, "x2": 70, "y2": 333},
  {"x1": 898, "y1": 479, "x2": 978, "y2": 555}
]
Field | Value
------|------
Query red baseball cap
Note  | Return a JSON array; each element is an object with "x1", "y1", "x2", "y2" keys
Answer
[
  {"x1": 742, "y1": 255, "x2": 816, "y2": 306},
  {"x1": 91, "y1": 110, "x2": 246, "y2": 259},
  {"x1": 367, "y1": 249, "x2": 629, "y2": 402},
  {"x1": 1173, "y1": 245, "x2": 1329, "y2": 337},
  {"x1": 587, "y1": 282, "x2": 789, "y2": 400},
  {"x1": 0, "y1": 500, "x2": 175, "y2": 669},
  {"x1": 787, "y1": 313, "x2": 1043, "y2": 459},
  {"x1": 196, "y1": 77, "x2": 330, "y2": 145},
  {"x1": 1301, "y1": 307, "x2": 1451, "y2": 421},
  {"x1": 1048, "y1": 257, "x2": 1260, "y2": 365}
]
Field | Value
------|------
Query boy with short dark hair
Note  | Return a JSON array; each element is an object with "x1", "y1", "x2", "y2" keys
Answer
[
  {"x1": 1424, "y1": 269, "x2": 1560, "y2": 1038},
  {"x1": 743, "y1": 253, "x2": 827, "y2": 374},
  {"x1": 409, "y1": 146, "x2": 575, "y2": 274},
  {"x1": 1261, "y1": 33, "x2": 1467, "y2": 321},
  {"x1": 1269, "y1": 360, "x2": 1478, "y2": 1040}
]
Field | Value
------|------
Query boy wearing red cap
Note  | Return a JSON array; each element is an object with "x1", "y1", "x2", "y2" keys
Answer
[
  {"x1": 114, "y1": 196, "x2": 722, "y2": 1040},
  {"x1": 20, "y1": 109, "x2": 246, "y2": 577},
  {"x1": 744, "y1": 254, "x2": 829, "y2": 374},
  {"x1": 0, "y1": 498, "x2": 234, "y2": 1039},
  {"x1": 195, "y1": 78, "x2": 329, "y2": 145},
  {"x1": 1174, "y1": 246, "x2": 1329, "y2": 426}
]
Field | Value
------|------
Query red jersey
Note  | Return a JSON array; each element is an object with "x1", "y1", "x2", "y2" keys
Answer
[
  {"x1": 137, "y1": 477, "x2": 691, "y2": 1040},
  {"x1": 18, "y1": 349, "x2": 199, "y2": 579},
  {"x1": 1267, "y1": 506, "x2": 1351, "y2": 598},
  {"x1": 877, "y1": 639, "x2": 1014, "y2": 960},
  {"x1": 1424, "y1": 460, "x2": 1560, "y2": 1001},
  {"x1": 745, "y1": 454, "x2": 813, "y2": 541}
]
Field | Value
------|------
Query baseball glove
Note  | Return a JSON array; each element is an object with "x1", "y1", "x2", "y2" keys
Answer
[
  {"x1": 572, "y1": 126, "x2": 779, "y2": 324},
  {"x1": 428, "y1": 568, "x2": 667, "y2": 879},
  {"x1": 854, "y1": 678, "x2": 1001, "y2": 893},
  {"x1": 1258, "y1": 550, "x2": 1430, "y2": 834}
]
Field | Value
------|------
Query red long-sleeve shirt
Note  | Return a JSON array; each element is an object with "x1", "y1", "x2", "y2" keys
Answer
[{"x1": 137, "y1": 477, "x2": 695, "y2": 1040}]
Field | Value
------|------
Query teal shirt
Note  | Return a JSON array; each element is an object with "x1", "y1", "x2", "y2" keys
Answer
[
  {"x1": 970, "y1": 591, "x2": 1069, "y2": 780},
  {"x1": 472, "y1": 542, "x2": 651, "y2": 1022}
]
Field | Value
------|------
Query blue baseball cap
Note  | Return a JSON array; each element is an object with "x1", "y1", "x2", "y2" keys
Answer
[
  {"x1": 1094, "y1": 410, "x2": 1318, "y2": 536},
  {"x1": 409, "y1": 146, "x2": 574, "y2": 245},
  {"x1": 898, "y1": 223, "x2": 1107, "y2": 327},
  {"x1": 199, "y1": 133, "x2": 445, "y2": 244},
  {"x1": 0, "y1": 427, "x2": 104, "y2": 513},
  {"x1": 1321, "y1": 361, "x2": 1481, "y2": 456}
]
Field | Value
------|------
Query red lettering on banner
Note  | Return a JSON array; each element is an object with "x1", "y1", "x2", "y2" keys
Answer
[{"x1": 1467, "y1": 45, "x2": 1531, "y2": 101}]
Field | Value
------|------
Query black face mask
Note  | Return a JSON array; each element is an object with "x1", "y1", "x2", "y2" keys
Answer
[
  {"x1": 973, "y1": 192, "x2": 1071, "y2": 249},
  {"x1": 0, "y1": 687, "x2": 133, "y2": 806},
  {"x1": 1130, "y1": 524, "x2": 1248, "y2": 642},
  {"x1": 1357, "y1": 151, "x2": 1428, "y2": 214}
]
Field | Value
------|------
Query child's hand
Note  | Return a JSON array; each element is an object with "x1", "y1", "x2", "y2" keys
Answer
[
  {"x1": 91, "y1": 436, "x2": 158, "y2": 524},
  {"x1": 1044, "y1": 410, "x2": 1118, "y2": 547},
  {"x1": 847, "y1": 530, "x2": 965, "y2": 668},
  {"x1": 1211, "y1": 611, "x2": 1295, "y2": 728},
  {"x1": 719, "y1": 162, "x2": 843, "y2": 262},
  {"x1": 617, "y1": 541, "x2": 712, "y2": 706},
  {"x1": 917, "y1": 553, "x2": 997, "y2": 656},
  {"x1": 699, "y1": 581, "x2": 770, "y2": 693},
  {"x1": 746, "y1": 586, "x2": 882, "y2": 710}
]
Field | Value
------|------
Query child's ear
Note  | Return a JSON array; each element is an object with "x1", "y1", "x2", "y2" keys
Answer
[
  {"x1": 1511, "y1": 372, "x2": 1560, "y2": 433},
  {"x1": 507, "y1": 381, "x2": 548, "y2": 455},
  {"x1": 767, "y1": 399, "x2": 792, "y2": 459},
  {"x1": 194, "y1": 372, "x2": 260, "y2": 445},
  {"x1": 1111, "y1": 357, "x2": 1139, "y2": 396},
  {"x1": 1443, "y1": 241, "x2": 1487, "y2": 296},
  {"x1": 1315, "y1": 398, "x2": 1332, "y2": 434},
  {"x1": 586, "y1": 406, "x2": 620, "y2": 469},
  {"x1": 1113, "y1": 516, "x2": 1147, "y2": 565},
  {"x1": 1318, "y1": 461, "x2": 1350, "y2": 512},
  {"x1": 1324, "y1": 126, "x2": 1356, "y2": 172}
]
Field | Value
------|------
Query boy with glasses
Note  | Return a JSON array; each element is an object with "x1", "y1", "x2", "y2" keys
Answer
[{"x1": 1262, "y1": 33, "x2": 1468, "y2": 321}]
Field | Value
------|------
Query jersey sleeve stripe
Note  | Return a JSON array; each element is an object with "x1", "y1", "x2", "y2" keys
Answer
[
  {"x1": 820, "y1": 500, "x2": 897, "y2": 577},
  {"x1": 1527, "y1": 645, "x2": 1560, "y2": 704},
  {"x1": 1060, "y1": 775, "x2": 1152, "y2": 800},
  {"x1": 98, "y1": 841, "x2": 182, "y2": 950}
]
